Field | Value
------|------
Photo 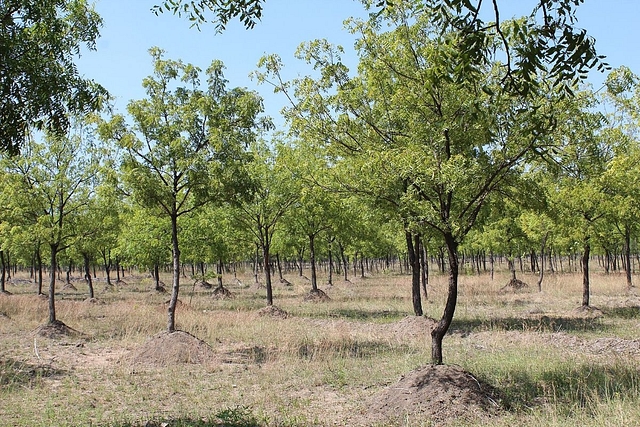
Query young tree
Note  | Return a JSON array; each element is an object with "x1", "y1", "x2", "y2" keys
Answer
[
  {"x1": 257, "y1": 2, "x2": 564, "y2": 364},
  {"x1": 231, "y1": 141, "x2": 297, "y2": 306},
  {"x1": 1, "y1": 121, "x2": 100, "y2": 324},
  {"x1": 100, "y1": 48, "x2": 267, "y2": 332}
]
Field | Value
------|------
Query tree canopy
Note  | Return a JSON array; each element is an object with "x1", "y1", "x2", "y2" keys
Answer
[{"x1": 0, "y1": 0, "x2": 108, "y2": 154}]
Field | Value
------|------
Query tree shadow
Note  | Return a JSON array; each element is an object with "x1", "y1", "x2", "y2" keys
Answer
[
  {"x1": 603, "y1": 305, "x2": 640, "y2": 319},
  {"x1": 0, "y1": 358, "x2": 65, "y2": 390},
  {"x1": 451, "y1": 315, "x2": 608, "y2": 334},
  {"x1": 489, "y1": 363, "x2": 640, "y2": 412},
  {"x1": 114, "y1": 406, "x2": 263, "y2": 426},
  {"x1": 323, "y1": 308, "x2": 407, "y2": 321}
]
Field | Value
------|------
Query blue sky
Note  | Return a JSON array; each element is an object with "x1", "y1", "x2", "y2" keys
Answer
[{"x1": 77, "y1": 0, "x2": 640, "y2": 129}]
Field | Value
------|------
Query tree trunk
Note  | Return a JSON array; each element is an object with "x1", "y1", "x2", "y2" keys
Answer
[
  {"x1": 339, "y1": 243, "x2": 349, "y2": 282},
  {"x1": 582, "y1": 238, "x2": 591, "y2": 307},
  {"x1": 309, "y1": 233, "x2": 318, "y2": 291},
  {"x1": 48, "y1": 243, "x2": 59, "y2": 324},
  {"x1": 0, "y1": 250, "x2": 6, "y2": 294},
  {"x1": 154, "y1": 263, "x2": 162, "y2": 291},
  {"x1": 327, "y1": 238, "x2": 334, "y2": 286},
  {"x1": 537, "y1": 234, "x2": 548, "y2": 292},
  {"x1": 84, "y1": 253, "x2": 94, "y2": 299},
  {"x1": 36, "y1": 245, "x2": 43, "y2": 295},
  {"x1": 263, "y1": 233, "x2": 273, "y2": 306},
  {"x1": 217, "y1": 260, "x2": 224, "y2": 288},
  {"x1": 276, "y1": 253, "x2": 284, "y2": 282},
  {"x1": 625, "y1": 226, "x2": 633, "y2": 291},
  {"x1": 420, "y1": 238, "x2": 428, "y2": 300},
  {"x1": 406, "y1": 231, "x2": 423, "y2": 316},
  {"x1": 167, "y1": 214, "x2": 180, "y2": 333},
  {"x1": 431, "y1": 233, "x2": 459, "y2": 365}
]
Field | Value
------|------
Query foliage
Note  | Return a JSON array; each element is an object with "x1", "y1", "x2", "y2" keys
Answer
[{"x1": 0, "y1": 0, "x2": 108, "y2": 153}]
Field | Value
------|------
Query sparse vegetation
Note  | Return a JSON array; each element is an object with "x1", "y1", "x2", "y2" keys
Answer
[{"x1": 1, "y1": 266, "x2": 640, "y2": 426}]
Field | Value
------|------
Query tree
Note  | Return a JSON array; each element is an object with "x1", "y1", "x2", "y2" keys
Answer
[
  {"x1": 231, "y1": 140, "x2": 297, "y2": 306},
  {"x1": 258, "y1": 2, "x2": 564, "y2": 364},
  {"x1": 99, "y1": 48, "x2": 266, "y2": 332},
  {"x1": 154, "y1": 0, "x2": 606, "y2": 95},
  {"x1": 543, "y1": 90, "x2": 610, "y2": 308},
  {"x1": 1, "y1": 119, "x2": 100, "y2": 324},
  {"x1": 0, "y1": 0, "x2": 108, "y2": 154}
]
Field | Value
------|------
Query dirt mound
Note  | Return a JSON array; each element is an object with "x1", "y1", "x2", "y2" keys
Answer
[
  {"x1": 572, "y1": 305, "x2": 604, "y2": 318},
  {"x1": 500, "y1": 278, "x2": 528, "y2": 293},
  {"x1": 62, "y1": 282, "x2": 77, "y2": 291},
  {"x1": 195, "y1": 280, "x2": 213, "y2": 290},
  {"x1": 83, "y1": 297, "x2": 106, "y2": 305},
  {"x1": 34, "y1": 320, "x2": 84, "y2": 339},
  {"x1": 212, "y1": 284, "x2": 234, "y2": 299},
  {"x1": 303, "y1": 288, "x2": 331, "y2": 302},
  {"x1": 123, "y1": 330, "x2": 216, "y2": 367},
  {"x1": 364, "y1": 364, "x2": 500, "y2": 425},
  {"x1": 382, "y1": 316, "x2": 438, "y2": 339},
  {"x1": 279, "y1": 278, "x2": 292, "y2": 286},
  {"x1": 257, "y1": 305, "x2": 289, "y2": 319}
]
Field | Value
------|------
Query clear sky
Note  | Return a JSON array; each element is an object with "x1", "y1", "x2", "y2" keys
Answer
[{"x1": 76, "y1": 0, "x2": 640, "y2": 129}]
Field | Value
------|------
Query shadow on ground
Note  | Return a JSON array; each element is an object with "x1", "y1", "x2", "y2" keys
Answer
[{"x1": 451, "y1": 315, "x2": 607, "y2": 334}]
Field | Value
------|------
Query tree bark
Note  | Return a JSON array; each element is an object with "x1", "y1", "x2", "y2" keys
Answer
[
  {"x1": 84, "y1": 253, "x2": 94, "y2": 299},
  {"x1": 406, "y1": 231, "x2": 423, "y2": 316},
  {"x1": 167, "y1": 214, "x2": 180, "y2": 333},
  {"x1": 624, "y1": 226, "x2": 633, "y2": 291},
  {"x1": 537, "y1": 234, "x2": 548, "y2": 292},
  {"x1": 309, "y1": 233, "x2": 318, "y2": 291},
  {"x1": 431, "y1": 233, "x2": 459, "y2": 365},
  {"x1": 420, "y1": 238, "x2": 428, "y2": 300},
  {"x1": 582, "y1": 238, "x2": 591, "y2": 307},
  {"x1": 0, "y1": 250, "x2": 6, "y2": 294},
  {"x1": 263, "y1": 233, "x2": 273, "y2": 306},
  {"x1": 49, "y1": 243, "x2": 59, "y2": 324}
]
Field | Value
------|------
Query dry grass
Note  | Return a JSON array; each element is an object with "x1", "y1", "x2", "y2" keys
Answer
[{"x1": 1, "y1": 266, "x2": 640, "y2": 426}]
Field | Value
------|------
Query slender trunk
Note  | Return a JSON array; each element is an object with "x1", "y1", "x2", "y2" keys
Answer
[
  {"x1": 625, "y1": 227, "x2": 633, "y2": 290},
  {"x1": 490, "y1": 252, "x2": 494, "y2": 280},
  {"x1": 116, "y1": 258, "x2": 121, "y2": 282},
  {"x1": 309, "y1": 234, "x2": 318, "y2": 291},
  {"x1": 582, "y1": 238, "x2": 591, "y2": 307},
  {"x1": 420, "y1": 238, "x2": 428, "y2": 300},
  {"x1": 537, "y1": 234, "x2": 548, "y2": 292},
  {"x1": 431, "y1": 233, "x2": 459, "y2": 365},
  {"x1": 340, "y1": 243, "x2": 348, "y2": 281},
  {"x1": 217, "y1": 260, "x2": 223, "y2": 288},
  {"x1": 406, "y1": 231, "x2": 423, "y2": 316},
  {"x1": 49, "y1": 243, "x2": 58, "y2": 324},
  {"x1": 0, "y1": 250, "x2": 6, "y2": 293},
  {"x1": 327, "y1": 239, "x2": 333, "y2": 286},
  {"x1": 84, "y1": 253, "x2": 94, "y2": 299},
  {"x1": 167, "y1": 214, "x2": 180, "y2": 333},
  {"x1": 264, "y1": 233, "x2": 273, "y2": 306},
  {"x1": 154, "y1": 263, "x2": 161, "y2": 291},
  {"x1": 276, "y1": 253, "x2": 284, "y2": 281},
  {"x1": 36, "y1": 246, "x2": 43, "y2": 295},
  {"x1": 508, "y1": 257, "x2": 517, "y2": 280},
  {"x1": 254, "y1": 243, "x2": 260, "y2": 284}
]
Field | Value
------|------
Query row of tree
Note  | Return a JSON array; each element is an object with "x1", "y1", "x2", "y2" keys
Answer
[{"x1": 2, "y1": 1, "x2": 639, "y2": 365}]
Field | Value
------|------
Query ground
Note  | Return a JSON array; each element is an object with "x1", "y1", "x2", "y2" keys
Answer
[{"x1": 1, "y1": 268, "x2": 640, "y2": 426}]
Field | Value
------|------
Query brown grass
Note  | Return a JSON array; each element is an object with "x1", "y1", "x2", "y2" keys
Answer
[{"x1": 1, "y1": 266, "x2": 640, "y2": 426}]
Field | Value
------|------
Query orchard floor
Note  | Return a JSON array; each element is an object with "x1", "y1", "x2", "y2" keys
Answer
[{"x1": 1, "y1": 268, "x2": 640, "y2": 426}]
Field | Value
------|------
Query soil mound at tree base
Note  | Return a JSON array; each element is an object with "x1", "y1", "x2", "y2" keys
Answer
[
  {"x1": 34, "y1": 320, "x2": 83, "y2": 339},
  {"x1": 500, "y1": 278, "x2": 529, "y2": 293},
  {"x1": 303, "y1": 288, "x2": 331, "y2": 302},
  {"x1": 257, "y1": 305, "x2": 289, "y2": 319},
  {"x1": 123, "y1": 330, "x2": 216, "y2": 367},
  {"x1": 212, "y1": 284, "x2": 234, "y2": 299},
  {"x1": 572, "y1": 305, "x2": 604, "y2": 318},
  {"x1": 364, "y1": 364, "x2": 500, "y2": 425}
]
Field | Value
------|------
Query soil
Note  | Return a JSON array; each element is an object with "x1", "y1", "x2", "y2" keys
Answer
[
  {"x1": 195, "y1": 280, "x2": 212, "y2": 290},
  {"x1": 500, "y1": 278, "x2": 529, "y2": 293},
  {"x1": 256, "y1": 305, "x2": 289, "y2": 319},
  {"x1": 303, "y1": 288, "x2": 331, "y2": 302},
  {"x1": 34, "y1": 320, "x2": 84, "y2": 339},
  {"x1": 211, "y1": 284, "x2": 234, "y2": 299},
  {"x1": 363, "y1": 364, "x2": 501, "y2": 425},
  {"x1": 122, "y1": 330, "x2": 217, "y2": 367}
]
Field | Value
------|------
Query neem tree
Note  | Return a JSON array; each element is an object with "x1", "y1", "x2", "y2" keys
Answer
[
  {"x1": 99, "y1": 48, "x2": 267, "y2": 332},
  {"x1": 256, "y1": 1, "x2": 568, "y2": 364}
]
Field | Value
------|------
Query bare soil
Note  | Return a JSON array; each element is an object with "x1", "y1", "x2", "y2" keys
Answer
[
  {"x1": 363, "y1": 364, "x2": 501, "y2": 425},
  {"x1": 500, "y1": 278, "x2": 529, "y2": 292},
  {"x1": 122, "y1": 330, "x2": 217, "y2": 367},
  {"x1": 256, "y1": 305, "x2": 289, "y2": 319},
  {"x1": 303, "y1": 288, "x2": 331, "y2": 302}
]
